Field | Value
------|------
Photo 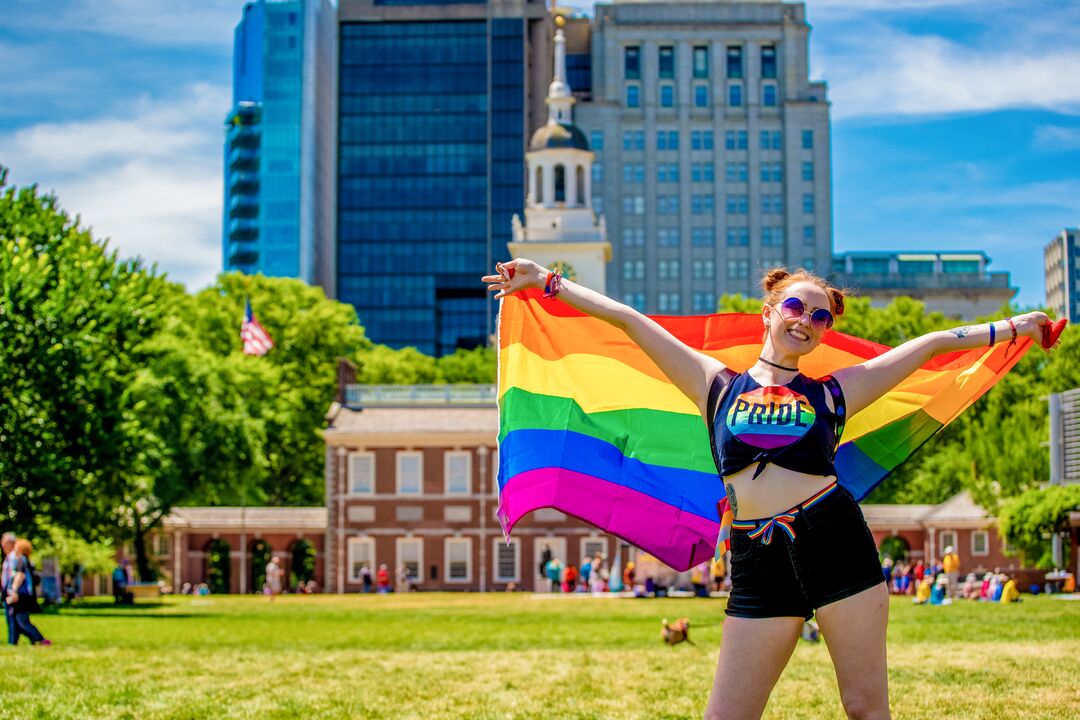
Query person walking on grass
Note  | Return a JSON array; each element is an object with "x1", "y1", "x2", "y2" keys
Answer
[
  {"x1": 1, "y1": 533, "x2": 17, "y2": 645},
  {"x1": 265, "y1": 556, "x2": 284, "y2": 600},
  {"x1": 5, "y1": 539, "x2": 50, "y2": 646},
  {"x1": 485, "y1": 258, "x2": 1059, "y2": 719}
]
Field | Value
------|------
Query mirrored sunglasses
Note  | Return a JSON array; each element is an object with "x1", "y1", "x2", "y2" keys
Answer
[{"x1": 778, "y1": 296, "x2": 834, "y2": 332}]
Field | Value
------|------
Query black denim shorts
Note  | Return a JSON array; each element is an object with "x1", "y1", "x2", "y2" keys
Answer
[{"x1": 726, "y1": 485, "x2": 884, "y2": 621}]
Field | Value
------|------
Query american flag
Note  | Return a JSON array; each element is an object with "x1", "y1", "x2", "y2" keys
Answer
[{"x1": 241, "y1": 300, "x2": 274, "y2": 356}]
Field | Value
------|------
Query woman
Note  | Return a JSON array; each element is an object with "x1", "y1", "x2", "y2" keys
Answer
[
  {"x1": 484, "y1": 259, "x2": 1054, "y2": 719},
  {"x1": 5, "y1": 539, "x2": 50, "y2": 646}
]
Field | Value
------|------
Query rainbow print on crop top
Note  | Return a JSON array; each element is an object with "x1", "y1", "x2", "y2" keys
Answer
[{"x1": 726, "y1": 386, "x2": 815, "y2": 450}]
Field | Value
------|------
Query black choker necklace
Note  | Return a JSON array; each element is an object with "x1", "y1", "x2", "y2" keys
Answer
[{"x1": 758, "y1": 356, "x2": 799, "y2": 372}]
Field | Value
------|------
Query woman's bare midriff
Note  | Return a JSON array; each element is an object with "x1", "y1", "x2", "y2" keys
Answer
[{"x1": 723, "y1": 463, "x2": 837, "y2": 520}]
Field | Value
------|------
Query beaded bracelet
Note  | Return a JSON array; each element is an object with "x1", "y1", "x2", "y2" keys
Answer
[{"x1": 543, "y1": 270, "x2": 563, "y2": 299}]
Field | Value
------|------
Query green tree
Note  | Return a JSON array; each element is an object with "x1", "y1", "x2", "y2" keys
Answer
[
  {"x1": 356, "y1": 345, "x2": 439, "y2": 384},
  {"x1": 436, "y1": 346, "x2": 496, "y2": 384},
  {"x1": 998, "y1": 484, "x2": 1080, "y2": 568}
]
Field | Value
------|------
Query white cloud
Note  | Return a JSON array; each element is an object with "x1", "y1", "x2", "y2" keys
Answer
[
  {"x1": 1032, "y1": 125, "x2": 1080, "y2": 152},
  {"x1": 822, "y1": 30, "x2": 1080, "y2": 119},
  {"x1": 1, "y1": 83, "x2": 229, "y2": 290}
]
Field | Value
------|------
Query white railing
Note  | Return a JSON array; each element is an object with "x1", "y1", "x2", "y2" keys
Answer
[{"x1": 344, "y1": 384, "x2": 497, "y2": 408}]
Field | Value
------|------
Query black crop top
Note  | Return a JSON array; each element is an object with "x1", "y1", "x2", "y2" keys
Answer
[{"x1": 707, "y1": 370, "x2": 846, "y2": 480}]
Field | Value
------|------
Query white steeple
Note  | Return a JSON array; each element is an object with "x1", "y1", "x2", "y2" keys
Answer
[{"x1": 508, "y1": 18, "x2": 611, "y2": 293}]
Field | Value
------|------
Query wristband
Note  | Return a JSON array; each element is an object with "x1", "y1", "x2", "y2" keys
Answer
[
  {"x1": 543, "y1": 270, "x2": 563, "y2": 299},
  {"x1": 987, "y1": 322, "x2": 995, "y2": 347},
  {"x1": 1005, "y1": 317, "x2": 1017, "y2": 344}
]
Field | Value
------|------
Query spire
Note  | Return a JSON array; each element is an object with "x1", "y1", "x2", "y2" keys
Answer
[{"x1": 547, "y1": 24, "x2": 575, "y2": 124}]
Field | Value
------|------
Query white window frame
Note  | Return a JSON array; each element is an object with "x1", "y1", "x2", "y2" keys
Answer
[
  {"x1": 444, "y1": 450, "x2": 472, "y2": 496},
  {"x1": 347, "y1": 451, "x2": 376, "y2": 496},
  {"x1": 396, "y1": 450, "x2": 423, "y2": 496},
  {"x1": 347, "y1": 537, "x2": 375, "y2": 584},
  {"x1": 396, "y1": 537, "x2": 423, "y2": 582},
  {"x1": 581, "y1": 536, "x2": 608, "y2": 563},
  {"x1": 444, "y1": 537, "x2": 473, "y2": 584},
  {"x1": 493, "y1": 537, "x2": 521, "y2": 583},
  {"x1": 938, "y1": 531, "x2": 957, "y2": 558},
  {"x1": 971, "y1": 530, "x2": 990, "y2": 557}
]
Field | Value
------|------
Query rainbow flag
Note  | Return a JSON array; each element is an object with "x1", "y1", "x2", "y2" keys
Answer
[{"x1": 496, "y1": 290, "x2": 1033, "y2": 571}]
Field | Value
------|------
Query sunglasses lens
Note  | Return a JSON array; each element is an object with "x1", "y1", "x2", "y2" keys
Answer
[
  {"x1": 811, "y1": 309, "x2": 834, "y2": 331},
  {"x1": 780, "y1": 297, "x2": 804, "y2": 320}
]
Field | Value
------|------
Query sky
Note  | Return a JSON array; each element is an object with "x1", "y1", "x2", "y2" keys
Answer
[{"x1": 2, "y1": 0, "x2": 1079, "y2": 308}]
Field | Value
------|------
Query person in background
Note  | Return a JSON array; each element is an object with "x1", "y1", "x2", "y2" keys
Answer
[
  {"x1": 1, "y1": 533, "x2": 16, "y2": 645},
  {"x1": 590, "y1": 555, "x2": 607, "y2": 593},
  {"x1": 376, "y1": 563, "x2": 391, "y2": 593},
  {"x1": 1000, "y1": 575, "x2": 1021, "y2": 604},
  {"x1": 361, "y1": 563, "x2": 373, "y2": 594},
  {"x1": 691, "y1": 560, "x2": 709, "y2": 598},
  {"x1": 6, "y1": 539, "x2": 50, "y2": 646},
  {"x1": 265, "y1": 556, "x2": 284, "y2": 600},
  {"x1": 913, "y1": 573, "x2": 933, "y2": 605},
  {"x1": 562, "y1": 564, "x2": 578, "y2": 593},
  {"x1": 881, "y1": 556, "x2": 894, "y2": 588},
  {"x1": 545, "y1": 557, "x2": 562, "y2": 593},
  {"x1": 942, "y1": 546, "x2": 961, "y2": 598},
  {"x1": 112, "y1": 559, "x2": 133, "y2": 605},
  {"x1": 622, "y1": 560, "x2": 635, "y2": 589},
  {"x1": 710, "y1": 554, "x2": 727, "y2": 594},
  {"x1": 580, "y1": 555, "x2": 593, "y2": 589},
  {"x1": 961, "y1": 573, "x2": 979, "y2": 600}
]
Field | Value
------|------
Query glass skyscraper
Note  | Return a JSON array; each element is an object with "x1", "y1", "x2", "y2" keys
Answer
[
  {"x1": 337, "y1": 0, "x2": 547, "y2": 356},
  {"x1": 224, "y1": 0, "x2": 336, "y2": 289}
]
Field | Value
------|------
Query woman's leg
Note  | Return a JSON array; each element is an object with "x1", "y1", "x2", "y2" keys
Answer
[
  {"x1": 703, "y1": 615, "x2": 803, "y2": 720},
  {"x1": 13, "y1": 611, "x2": 45, "y2": 644},
  {"x1": 815, "y1": 583, "x2": 890, "y2": 720}
]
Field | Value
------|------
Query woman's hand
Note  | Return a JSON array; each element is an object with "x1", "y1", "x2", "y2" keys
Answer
[
  {"x1": 1014, "y1": 311, "x2": 1066, "y2": 350},
  {"x1": 482, "y1": 259, "x2": 549, "y2": 300}
]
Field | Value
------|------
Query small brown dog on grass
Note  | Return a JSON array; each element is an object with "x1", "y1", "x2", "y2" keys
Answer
[{"x1": 661, "y1": 617, "x2": 693, "y2": 647}]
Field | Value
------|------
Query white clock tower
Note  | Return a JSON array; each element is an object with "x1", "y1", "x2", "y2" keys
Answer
[{"x1": 508, "y1": 19, "x2": 611, "y2": 292}]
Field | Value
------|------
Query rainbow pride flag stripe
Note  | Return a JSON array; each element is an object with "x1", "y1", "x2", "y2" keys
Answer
[{"x1": 496, "y1": 290, "x2": 1032, "y2": 571}]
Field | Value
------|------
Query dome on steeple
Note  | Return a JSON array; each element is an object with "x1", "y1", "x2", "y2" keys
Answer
[{"x1": 529, "y1": 120, "x2": 589, "y2": 152}]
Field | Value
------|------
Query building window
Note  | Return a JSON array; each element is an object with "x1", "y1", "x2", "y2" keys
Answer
[
  {"x1": 581, "y1": 537, "x2": 608, "y2": 563},
  {"x1": 803, "y1": 193, "x2": 815, "y2": 214},
  {"x1": 657, "y1": 163, "x2": 679, "y2": 183},
  {"x1": 692, "y1": 194, "x2": 714, "y2": 215},
  {"x1": 658, "y1": 259, "x2": 681, "y2": 280},
  {"x1": 728, "y1": 83, "x2": 743, "y2": 107},
  {"x1": 396, "y1": 537, "x2": 423, "y2": 583},
  {"x1": 624, "y1": 292, "x2": 646, "y2": 311},
  {"x1": 657, "y1": 130, "x2": 679, "y2": 150},
  {"x1": 396, "y1": 451, "x2": 422, "y2": 495},
  {"x1": 760, "y1": 162, "x2": 782, "y2": 183},
  {"x1": 691, "y1": 130, "x2": 714, "y2": 150},
  {"x1": 622, "y1": 130, "x2": 644, "y2": 151},
  {"x1": 659, "y1": 45, "x2": 675, "y2": 78},
  {"x1": 802, "y1": 162, "x2": 814, "y2": 181},
  {"x1": 626, "y1": 84, "x2": 640, "y2": 108},
  {"x1": 761, "y1": 45, "x2": 777, "y2": 79},
  {"x1": 692, "y1": 162, "x2": 714, "y2": 183},
  {"x1": 938, "y1": 531, "x2": 957, "y2": 558},
  {"x1": 658, "y1": 292, "x2": 681, "y2": 313},
  {"x1": 623, "y1": 162, "x2": 644, "y2": 184},
  {"x1": 554, "y1": 164, "x2": 566, "y2": 203},
  {"x1": 972, "y1": 530, "x2": 990, "y2": 556},
  {"x1": 593, "y1": 195, "x2": 604, "y2": 213},
  {"x1": 762, "y1": 227, "x2": 784, "y2": 247},
  {"x1": 726, "y1": 227, "x2": 749, "y2": 246},
  {"x1": 692, "y1": 259, "x2": 715, "y2": 279},
  {"x1": 444, "y1": 537, "x2": 472, "y2": 583},
  {"x1": 348, "y1": 452, "x2": 375, "y2": 495},
  {"x1": 943, "y1": 260, "x2": 980, "y2": 273},
  {"x1": 658, "y1": 228, "x2": 681, "y2": 247},
  {"x1": 622, "y1": 227, "x2": 645, "y2": 246},
  {"x1": 694, "y1": 85, "x2": 708, "y2": 107},
  {"x1": 623, "y1": 195, "x2": 645, "y2": 215},
  {"x1": 444, "y1": 450, "x2": 471, "y2": 495},
  {"x1": 762, "y1": 194, "x2": 783, "y2": 214},
  {"x1": 726, "y1": 162, "x2": 748, "y2": 182},
  {"x1": 802, "y1": 129, "x2": 813, "y2": 149},
  {"x1": 624, "y1": 45, "x2": 641, "y2": 79},
  {"x1": 761, "y1": 130, "x2": 782, "y2": 150},
  {"x1": 692, "y1": 291, "x2": 716, "y2": 313},
  {"x1": 692, "y1": 227, "x2": 714, "y2": 247},
  {"x1": 660, "y1": 84, "x2": 674, "y2": 107},
  {"x1": 591, "y1": 162, "x2": 603, "y2": 185},
  {"x1": 591, "y1": 130, "x2": 604, "y2": 150},
  {"x1": 657, "y1": 195, "x2": 680, "y2": 215},
  {"x1": 803, "y1": 225, "x2": 815, "y2": 245},
  {"x1": 726, "y1": 45, "x2": 743, "y2": 79},
  {"x1": 762, "y1": 84, "x2": 777, "y2": 107},
  {"x1": 726, "y1": 194, "x2": 748, "y2": 214},
  {"x1": 347, "y1": 537, "x2": 375, "y2": 583},
  {"x1": 493, "y1": 538, "x2": 520, "y2": 583},
  {"x1": 727, "y1": 259, "x2": 750, "y2": 279},
  {"x1": 725, "y1": 130, "x2": 747, "y2": 150},
  {"x1": 693, "y1": 46, "x2": 709, "y2": 78}
]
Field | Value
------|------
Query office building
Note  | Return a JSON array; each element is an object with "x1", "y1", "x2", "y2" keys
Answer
[
  {"x1": 831, "y1": 250, "x2": 1016, "y2": 318},
  {"x1": 223, "y1": 0, "x2": 336, "y2": 288},
  {"x1": 336, "y1": 0, "x2": 549, "y2": 356},
  {"x1": 573, "y1": 0, "x2": 833, "y2": 314},
  {"x1": 1045, "y1": 228, "x2": 1080, "y2": 323}
]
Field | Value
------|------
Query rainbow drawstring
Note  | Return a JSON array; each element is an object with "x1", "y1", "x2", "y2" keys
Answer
[{"x1": 724, "y1": 483, "x2": 839, "y2": 549}]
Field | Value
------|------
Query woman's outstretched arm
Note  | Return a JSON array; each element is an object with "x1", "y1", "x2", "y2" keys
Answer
[
  {"x1": 833, "y1": 313, "x2": 1055, "y2": 417},
  {"x1": 483, "y1": 258, "x2": 726, "y2": 418}
]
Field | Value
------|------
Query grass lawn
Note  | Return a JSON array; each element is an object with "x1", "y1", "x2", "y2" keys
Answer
[{"x1": 0, "y1": 592, "x2": 1076, "y2": 719}]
